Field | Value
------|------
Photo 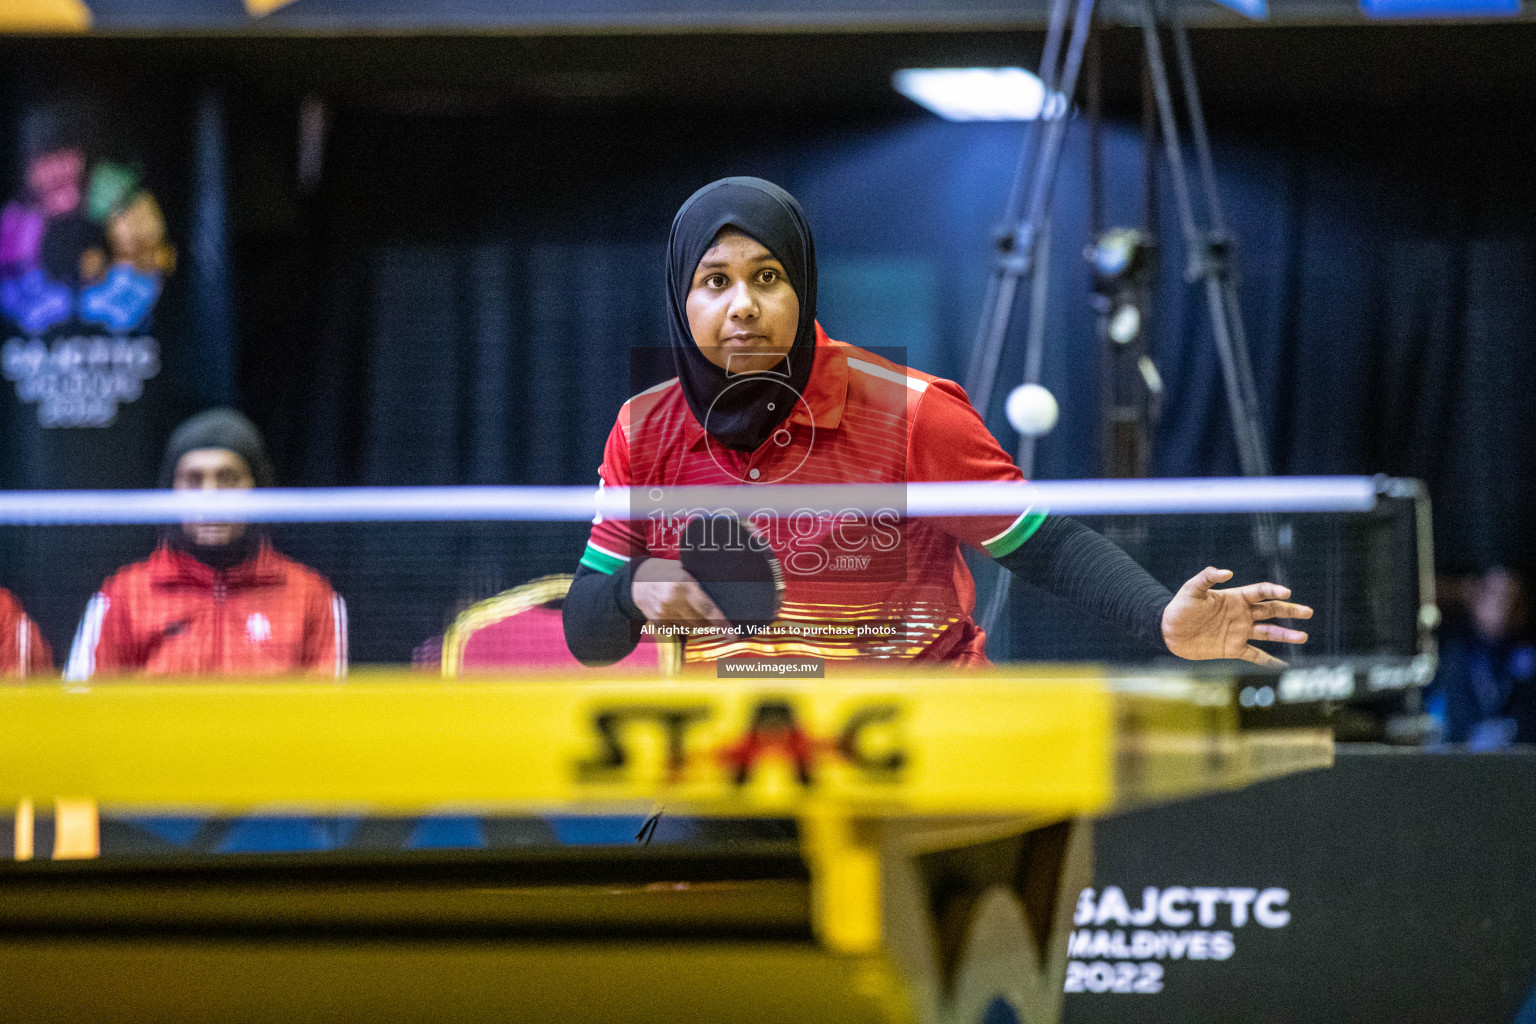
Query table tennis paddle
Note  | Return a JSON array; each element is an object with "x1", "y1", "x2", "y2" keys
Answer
[{"x1": 678, "y1": 514, "x2": 784, "y2": 627}]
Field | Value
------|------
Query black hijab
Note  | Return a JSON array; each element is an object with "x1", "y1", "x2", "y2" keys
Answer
[{"x1": 666, "y1": 177, "x2": 818, "y2": 452}]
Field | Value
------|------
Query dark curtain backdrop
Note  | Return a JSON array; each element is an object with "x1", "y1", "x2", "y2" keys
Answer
[
  {"x1": 241, "y1": 101, "x2": 1536, "y2": 566},
  {"x1": 3, "y1": 52, "x2": 1534, "y2": 661},
  {"x1": 227, "y1": 99, "x2": 1536, "y2": 660}
]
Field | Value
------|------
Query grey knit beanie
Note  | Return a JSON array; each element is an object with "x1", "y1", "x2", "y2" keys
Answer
[{"x1": 158, "y1": 408, "x2": 275, "y2": 488}]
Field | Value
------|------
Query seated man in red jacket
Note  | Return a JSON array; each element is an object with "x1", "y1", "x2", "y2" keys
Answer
[
  {"x1": 65, "y1": 409, "x2": 347, "y2": 680},
  {"x1": 1, "y1": 587, "x2": 52, "y2": 678}
]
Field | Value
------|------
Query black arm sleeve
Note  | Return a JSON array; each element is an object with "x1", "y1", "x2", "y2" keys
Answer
[
  {"x1": 994, "y1": 515, "x2": 1174, "y2": 649},
  {"x1": 563, "y1": 561, "x2": 647, "y2": 667}
]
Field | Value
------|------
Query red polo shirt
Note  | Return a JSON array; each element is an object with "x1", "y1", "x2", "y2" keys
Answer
[{"x1": 581, "y1": 326, "x2": 1046, "y2": 664}]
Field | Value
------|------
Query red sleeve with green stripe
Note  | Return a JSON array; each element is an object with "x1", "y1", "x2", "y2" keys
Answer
[
  {"x1": 581, "y1": 418, "x2": 650, "y2": 576},
  {"x1": 909, "y1": 378, "x2": 1046, "y2": 558}
]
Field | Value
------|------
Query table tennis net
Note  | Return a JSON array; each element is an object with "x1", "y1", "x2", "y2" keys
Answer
[{"x1": 0, "y1": 476, "x2": 1433, "y2": 672}]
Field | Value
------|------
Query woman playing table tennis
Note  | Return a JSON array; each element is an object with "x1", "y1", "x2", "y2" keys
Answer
[{"x1": 563, "y1": 176, "x2": 1310, "y2": 668}]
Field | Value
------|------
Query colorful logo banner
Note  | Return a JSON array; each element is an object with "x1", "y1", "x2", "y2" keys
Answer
[{"x1": 0, "y1": 148, "x2": 173, "y2": 427}]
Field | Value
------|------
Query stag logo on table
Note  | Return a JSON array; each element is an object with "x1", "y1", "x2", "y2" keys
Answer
[
  {"x1": 1063, "y1": 884, "x2": 1293, "y2": 996},
  {"x1": 0, "y1": 148, "x2": 173, "y2": 427}
]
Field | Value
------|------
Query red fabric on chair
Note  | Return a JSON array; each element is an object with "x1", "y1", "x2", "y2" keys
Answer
[
  {"x1": 460, "y1": 605, "x2": 660, "y2": 672},
  {"x1": 441, "y1": 574, "x2": 672, "y2": 676}
]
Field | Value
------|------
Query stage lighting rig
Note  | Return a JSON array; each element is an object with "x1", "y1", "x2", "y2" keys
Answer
[
  {"x1": 966, "y1": 0, "x2": 1286, "y2": 640},
  {"x1": 1088, "y1": 227, "x2": 1152, "y2": 288},
  {"x1": 1088, "y1": 227, "x2": 1154, "y2": 346},
  {"x1": 1088, "y1": 226, "x2": 1161, "y2": 478}
]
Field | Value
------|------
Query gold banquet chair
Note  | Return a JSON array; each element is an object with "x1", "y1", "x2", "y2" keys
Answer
[{"x1": 441, "y1": 573, "x2": 680, "y2": 677}]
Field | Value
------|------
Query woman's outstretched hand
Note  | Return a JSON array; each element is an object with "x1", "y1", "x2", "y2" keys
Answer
[{"x1": 1161, "y1": 567, "x2": 1313, "y2": 667}]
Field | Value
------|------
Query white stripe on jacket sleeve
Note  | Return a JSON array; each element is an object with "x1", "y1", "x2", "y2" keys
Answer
[
  {"x1": 332, "y1": 595, "x2": 348, "y2": 678},
  {"x1": 64, "y1": 594, "x2": 109, "y2": 682}
]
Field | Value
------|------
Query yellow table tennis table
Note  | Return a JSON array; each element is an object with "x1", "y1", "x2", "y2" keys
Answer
[{"x1": 0, "y1": 667, "x2": 1331, "y2": 1023}]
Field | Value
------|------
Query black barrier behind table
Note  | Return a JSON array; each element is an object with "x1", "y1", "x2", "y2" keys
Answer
[{"x1": 1065, "y1": 747, "x2": 1536, "y2": 1024}]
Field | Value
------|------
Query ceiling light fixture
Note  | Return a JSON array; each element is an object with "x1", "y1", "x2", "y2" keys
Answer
[{"x1": 892, "y1": 67, "x2": 1061, "y2": 122}]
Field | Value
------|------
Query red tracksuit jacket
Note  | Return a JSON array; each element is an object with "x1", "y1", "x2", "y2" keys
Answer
[
  {"x1": 1, "y1": 587, "x2": 52, "y2": 678},
  {"x1": 65, "y1": 542, "x2": 347, "y2": 679}
]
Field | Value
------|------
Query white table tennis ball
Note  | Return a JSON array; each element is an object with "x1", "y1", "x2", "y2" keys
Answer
[{"x1": 1006, "y1": 383, "x2": 1059, "y2": 437}]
